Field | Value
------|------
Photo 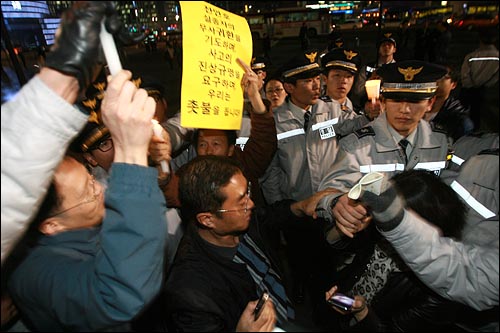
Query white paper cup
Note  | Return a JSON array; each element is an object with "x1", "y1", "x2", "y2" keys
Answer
[{"x1": 348, "y1": 172, "x2": 384, "y2": 200}]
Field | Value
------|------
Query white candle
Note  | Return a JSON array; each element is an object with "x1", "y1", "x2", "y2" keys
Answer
[
  {"x1": 99, "y1": 20, "x2": 122, "y2": 76},
  {"x1": 365, "y1": 79, "x2": 381, "y2": 105},
  {"x1": 152, "y1": 119, "x2": 170, "y2": 174}
]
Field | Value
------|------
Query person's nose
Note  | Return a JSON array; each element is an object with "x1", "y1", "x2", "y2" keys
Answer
[{"x1": 399, "y1": 102, "x2": 411, "y2": 114}]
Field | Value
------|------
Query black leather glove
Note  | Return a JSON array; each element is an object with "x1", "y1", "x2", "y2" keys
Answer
[
  {"x1": 45, "y1": 1, "x2": 144, "y2": 94},
  {"x1": 360, "y1": 181, "x2": 405, "y2": 232}
]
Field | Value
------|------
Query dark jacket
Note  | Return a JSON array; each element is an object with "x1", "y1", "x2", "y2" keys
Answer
[
  {"x1": 431, "y1": 96, "x2": 473, "y2": 143},
  {"x1": 164, "y1": 200, "x2": 300, "y2": 332}
]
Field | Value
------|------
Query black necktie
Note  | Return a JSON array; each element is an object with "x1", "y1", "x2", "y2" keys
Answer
[
  {"x1": 304, "y1": 111, "x2": 311, "y2": 132},
  {"x1": 399, "y1": 139, "x2": 409, "y2": 164}
]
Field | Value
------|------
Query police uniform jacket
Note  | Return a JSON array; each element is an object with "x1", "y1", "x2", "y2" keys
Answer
[
  {"x1": 261, "y1": 97, "x2": 369, "y2": 203},
  {"x1": 317, "y1": 112, "x2": 450, "y2": 217},
  {"x1": 452, "y1": 150, "x2": 499, "y2": 247}
]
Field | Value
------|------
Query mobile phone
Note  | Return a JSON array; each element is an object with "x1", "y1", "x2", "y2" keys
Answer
[
  {"x1": 327, "y1": 292, "x2": 354, "y2": 312},
  {"x1": 253, "y1": 292, "x2": 269, "y2": 320}
]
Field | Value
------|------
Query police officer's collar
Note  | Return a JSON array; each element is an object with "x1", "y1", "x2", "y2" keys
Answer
[{"x1": 388, "y1": 124, "x2": 417, "y2": 148}]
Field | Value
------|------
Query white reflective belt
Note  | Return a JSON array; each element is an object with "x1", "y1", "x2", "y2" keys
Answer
[
  {"x1": 236, "y1": 137, "x2": 249, "y2": 146},
  {"x1": 312, "y1": 118, "x2": 339, "y2": 131},
  {"x1": 451, "y1": 181, "x2": 496, "y2": 219},
  {"x1": 414, "y1": 161, "x2": 446, "y2": 171},
  {"x1": 277, "y1": 128, "x2": 305, "y2": 141},
  {"x1": 451, "y1": 155, "x2": 465, "y2": 166},
  {"x1": 360, "y1": 163, "x2": 405, "y2": 173},
  {"x1": 468, "y1": 57, "x2": 499, "y2": 62}
]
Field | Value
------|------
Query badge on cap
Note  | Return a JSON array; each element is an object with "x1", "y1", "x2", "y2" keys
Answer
[
  {"x1": 398, "y1": 66, "x2": 423, "y2": 81},
  {"x1": 384, "y1": 32, "x2": 392, "y2": 38},
  {"x1": 306, "y1": 52, "x2": 318, "y2": 63},
  {"x1": 344, "y1": 49, "x2": 358, "y2": 60}
]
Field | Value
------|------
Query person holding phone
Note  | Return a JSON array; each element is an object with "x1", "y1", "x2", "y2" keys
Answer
[{"x1": 161, "y1": 155, "x2": 335, "y2": 332}]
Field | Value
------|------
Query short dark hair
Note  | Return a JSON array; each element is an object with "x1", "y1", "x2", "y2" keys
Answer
[
  {"x1": 193, "y1": 129, "x2": 237, "y2": 147},
  {"x1": 392, "y1": 170, "x2": 467, "y2": 239},
  {"x1": 178, "y1": 155, "x2": 243, "y2": 224}
]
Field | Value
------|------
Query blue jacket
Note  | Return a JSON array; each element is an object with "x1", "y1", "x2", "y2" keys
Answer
[{"x1": 8, "y1": 164, "x2": 167, "y2": 331}]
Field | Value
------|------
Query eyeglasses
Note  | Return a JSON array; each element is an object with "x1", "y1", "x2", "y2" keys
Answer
[
  {"x1": 49, "y1": 176, "x2": 99, "y2": 217},
  {"x1": 216, "y1": 182, "x2": 252, "y2": 214},
  {"x1": 266, "y1": 88, "x2": 284, "y2": 95},
  {"x1": 92, "y1": 138, "x2": 113, "y2": 153}
]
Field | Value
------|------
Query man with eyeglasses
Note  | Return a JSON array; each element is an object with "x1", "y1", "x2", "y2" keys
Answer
[
  {"x1": 163, "y1": 155, "x2": 335, "y2": 332},
  {"x1": 7, "y1": 70, "x2": 168, "y2": 331}
]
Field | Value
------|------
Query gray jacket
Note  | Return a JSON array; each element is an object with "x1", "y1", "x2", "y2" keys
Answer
[
  {"x1": 260, "y1": 97, "x2": 368, "y2": 203},
  {"x1": 381, "y1": 209, "x2": 498, "y2": 312},
  {"x1": 317, "y1": 113, "x2": 450, "y2": 219}
]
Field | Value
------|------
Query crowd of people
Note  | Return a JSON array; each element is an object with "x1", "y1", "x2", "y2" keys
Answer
[{"x1": 1, "y1": 2, "x2": 498, "y2": 332}]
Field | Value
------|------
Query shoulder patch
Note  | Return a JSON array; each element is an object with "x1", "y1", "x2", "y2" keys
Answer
[
  {"x1": 430, "y1": 122, "x2": 448, "y2": 134},
  {"x1": 320, "y1": 95, "x2": 332, "y2": 102},
  {"x1": 478, "y1": 148, "x2": 499, "y2": 156},
  {"x1": 354, "y1": 126, "x2": 375, "y2": 139}
]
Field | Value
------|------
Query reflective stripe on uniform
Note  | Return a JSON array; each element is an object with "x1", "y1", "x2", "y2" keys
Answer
[
  {"x1": 414, "y1": 161, "x2": 446, "y2": 171},
  {"x1": 236, "y1": 137, "x2": 249, "y2": 146},
  {"x1": 311, "y1": 118, "x2": 339, "y2": 131},
  {"x1": 277, "y1": 128, "x2": 305, "y2": 141},
  {"x1": 450, "y1": 181, "x2": 496, "y2": 219},
  {"x1": 468, "y1": 57, "x2": 499, "y2": 62},
  {"x1": 451, "y1": 155, "x2": 465, "y2": 166},
  {"x1": 360, "y1": 163, "x2": 405, "y2": 173}
]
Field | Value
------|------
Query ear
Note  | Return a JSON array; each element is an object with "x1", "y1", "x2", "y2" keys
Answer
[
  {"x1": 427, "y1": 96, "x2": 437, "y2": 111},
  {"x1": 450, "y1": 81, "x2": 457, "y2": 90},
  {"x1": 227, "y1": 144, "x2": 235, "y2": 157},
  {"x1": 83, "y1": 152, "x2": 98, "y2": 168},
  {"x1": 283, "y1": 82, "x2": 294, "y2": 94},
  {"x1": 196, "y1": 212, "x2": 215, "y2": 228},
  {"x1": 39, "y1": 218, "x2": 67, "y2": 236}
]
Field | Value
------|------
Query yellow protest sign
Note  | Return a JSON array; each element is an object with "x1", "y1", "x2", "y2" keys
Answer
[{"x1": 179, "y1": 1, "x2": 252, "y2": 130}]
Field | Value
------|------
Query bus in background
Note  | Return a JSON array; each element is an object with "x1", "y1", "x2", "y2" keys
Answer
[{"x1": 245, "y1": 7, "x2": 331, "y2": 39}]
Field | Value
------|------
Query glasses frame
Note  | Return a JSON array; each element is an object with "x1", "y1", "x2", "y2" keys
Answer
[
  {"x1": 49, "y1": 176, "x2": 99, "y2": 218},
  {"x1": 91, "y1": 137, "x2": 113, "y2": 153},
  {"x1": 265, "y1": 88, "x2": 284, "y2": 95},
  {"x1": 215, "y1": 182, "x2": 252, "y2": 214}
]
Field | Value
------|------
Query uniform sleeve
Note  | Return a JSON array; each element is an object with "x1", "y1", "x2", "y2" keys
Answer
[
  {"x1": 260, "y1": 153, "x2": 286, "y2": 205},
  {"x1": 1, "y1": 76, "x2": 88, "y2": 264},
  {"x1": 381, "y1": 210, "x2": 499, "y2": 311}
]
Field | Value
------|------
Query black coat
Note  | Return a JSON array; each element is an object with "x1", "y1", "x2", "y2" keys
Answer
[{"x1": 164, "y1": 200, "x2": 299, "y2": 332}]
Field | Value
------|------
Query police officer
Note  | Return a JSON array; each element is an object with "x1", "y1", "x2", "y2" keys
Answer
[
  {"x1": 260, "y1": 49, "x2": 370, "y2": 305},
  {"x1": 350, "y1": 33, "x2": 398, "y2": 112},
  {"x1": 317, "y1": 60, "x2": 450, "y2": 238},
  {"x1": 251, "y1": 56, "x2": 268, "y2": 100},
  {"x1": 320, "y1": 47, "x2": 379, "y2": 120}
]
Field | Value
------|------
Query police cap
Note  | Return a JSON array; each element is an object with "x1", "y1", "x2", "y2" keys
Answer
[
  {"x1": 281, "y1": 49, "x2": 322, "y2": 81},
  {"x1": 321, "y1": 47, "x2": 362, "y2": 75},
  {"x1": 251, "y1": 56, "x2": 267, "y2": 71},
  {"x1": 377, "y1": 32, "x2": 397, "y2": 48},
  {"x1": 378, "y1": 60, "x2": 448, "y2": 101}
]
